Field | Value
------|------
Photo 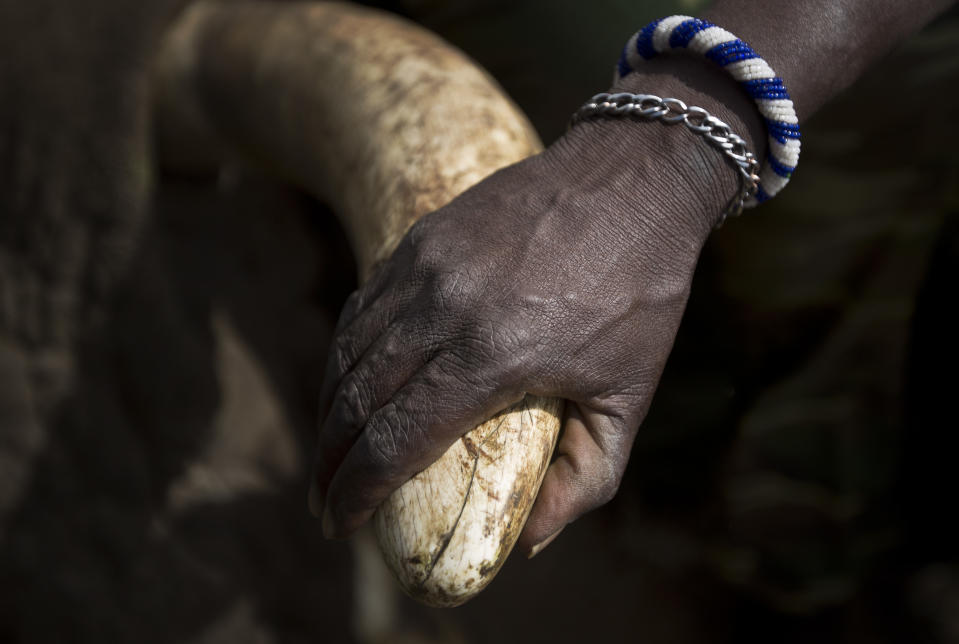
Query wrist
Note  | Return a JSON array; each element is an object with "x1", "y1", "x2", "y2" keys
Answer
[{"x1": 548, "y1": 55, "x2": 765, "y2": 244}]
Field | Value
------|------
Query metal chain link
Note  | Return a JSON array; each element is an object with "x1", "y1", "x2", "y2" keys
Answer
[{"x1": 569, "y1": 92, "x2": 761, "y2": 226}]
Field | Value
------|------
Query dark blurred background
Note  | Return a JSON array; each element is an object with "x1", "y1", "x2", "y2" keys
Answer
[{"x1": 1, "y1": 0, "x2": 957, "y2": 642}]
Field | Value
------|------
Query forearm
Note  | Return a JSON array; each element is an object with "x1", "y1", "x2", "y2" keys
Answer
[
  {"x1": 568, "y1": 0, "x2": 956, "y2": 236},
  {"x1": 705, "y1": 0, "x2": 956, "y2": 119}
]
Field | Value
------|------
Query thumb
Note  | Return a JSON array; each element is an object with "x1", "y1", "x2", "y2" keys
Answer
[{"x1": 519, "y1": 402, "x2": 635, "y2": 557}]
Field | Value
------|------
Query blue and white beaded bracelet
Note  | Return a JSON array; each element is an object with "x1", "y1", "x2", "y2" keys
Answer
[{"x1": 617, "y1": 16, "x2": 800, "y2": 206}]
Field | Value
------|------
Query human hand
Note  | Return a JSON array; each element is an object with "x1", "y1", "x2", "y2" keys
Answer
[{"x1": 310, "y1": 66, "x2": 750, "y2": 554}]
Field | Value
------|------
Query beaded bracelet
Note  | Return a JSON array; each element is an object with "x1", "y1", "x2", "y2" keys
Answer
[{"x1": 614, "y1": 15, "x2": 801, "y2": 208}]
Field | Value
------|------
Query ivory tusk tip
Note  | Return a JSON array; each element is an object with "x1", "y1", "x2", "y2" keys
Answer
[{"x1": 374, "y1": 396, "x2": 563, "y2": 606}]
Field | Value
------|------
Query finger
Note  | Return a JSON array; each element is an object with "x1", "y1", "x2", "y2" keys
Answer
[
  {"x1": 310, "y1": 291, "x2": 399, "y2": 518},
  {"x1": 317, "y1": 289, "x2": 398, "y2": 419},
  {"x1": 321, "y1": 353, "x2": 522, "y2": 538},
  {"x1": 517, "y1": 402, "x2": 635, "y2": 557},
  {"x1": 315, "y1": 215, "x2": 440, "y2": 415},
  {"x1": 310, "y1": 322, "x2": 429, "y2": 513}
]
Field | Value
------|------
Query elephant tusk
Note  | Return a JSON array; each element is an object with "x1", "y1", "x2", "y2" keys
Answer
[{"x1": 155, "y1": 0, "x2": 563, "y2": 606}]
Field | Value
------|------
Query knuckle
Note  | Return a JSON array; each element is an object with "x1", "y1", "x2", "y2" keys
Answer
[
  {"x1": 332, "y1": 332, "x2": 357, "y2": 374},
  {"x1": 334, "y1": 290, "x2": 365, "y2": 335},
  {"x1": 380, "y1": 328, "x2": 405, "y2": 360},
  {"x1": 364, "y1": 422, "x2": 398, "y2": 476},
  {"x1": 406, "y1": 213, "x2": 438, "y2": 246},
  {"x1": 488, "y1": 314, "x2": 539, "y2": 380},
  {"x1": 411, "y1": 242, "x2": 443, "y2": 278},
  {"x1": 365, "y1": 406, "x2": 407, "y2": 467},
  {"x1": 408, "y1": 222, "x2": 446, "y2": 277},
  {"x1": 335, "y1": 371, "x2": 371, "y2": 429},
  {"x1": 366, "y1": 397, "x2": 430, "y2": 471},
  {"x1": 342, "y1": 290, "x2": 362, "y2": 318}
]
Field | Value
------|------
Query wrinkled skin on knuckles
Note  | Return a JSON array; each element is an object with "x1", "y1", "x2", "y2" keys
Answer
[{"x1": 311, "y1": 107, "x2": 732, "y2": 553}]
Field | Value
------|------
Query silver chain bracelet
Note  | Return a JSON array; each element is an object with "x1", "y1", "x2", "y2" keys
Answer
[{"x1": 570, "y1": 92, "x2": 760, "y2": 225}]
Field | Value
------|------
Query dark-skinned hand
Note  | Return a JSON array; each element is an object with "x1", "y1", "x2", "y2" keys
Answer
[{"x1": 310, "y1": 61, "x2": 764, "y2": 555}]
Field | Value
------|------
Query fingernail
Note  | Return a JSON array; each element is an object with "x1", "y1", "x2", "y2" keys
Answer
[
  {"x1": 322, "y1": 503, "x2": 335, "y2": 539},
  {"x1": 528, "y1": 528, "x2": 563, "y2": 559}
]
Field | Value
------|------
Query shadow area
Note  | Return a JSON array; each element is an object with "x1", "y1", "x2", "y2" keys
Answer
[{"x1": 1, "y1": 170, "x2": 356, "y2": 644}]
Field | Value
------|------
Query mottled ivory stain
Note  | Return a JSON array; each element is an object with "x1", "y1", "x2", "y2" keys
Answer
[{"x1": 157, "y1": 0, "x2": 562, "y2": 607}]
